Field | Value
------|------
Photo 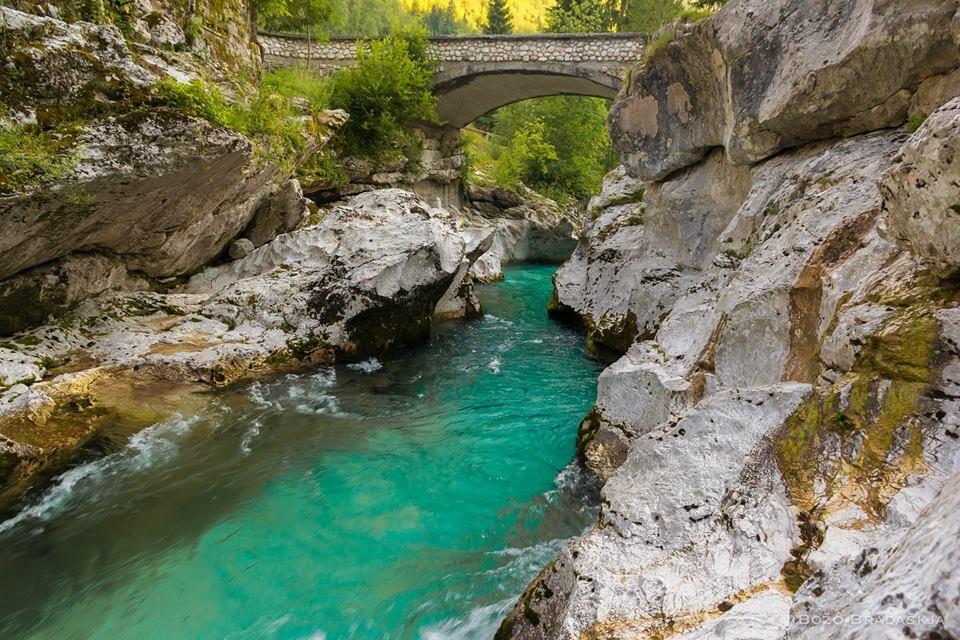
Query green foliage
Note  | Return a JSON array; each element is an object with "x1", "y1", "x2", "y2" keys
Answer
[
  {"x1": 908, "y1": 112, "x2": 929, "y2": 133},
  {"x1": 261, "y1": 67, "x2": 332, "y2": 111},
  {"x1": 414, "y1": 1, "x2": 475, "y2": 34},
  {"x1": 255, "y1": 0, "x2": 338, "y2": 32},
  {"x1": 492, "y1": 120, "x2": 557, "y2": 190},
  {"x1": 547, "y1": 0, "x2": 619, "y2": 33},
  {"x1": 479, "y1": 96, "x2": 616, "y2": 202},
  {"x1": 0, "y1": 121, "x2": 79, "y2": 194},
  {"x1": 152, "y1": 69, "x2": 331, "y2": 171},
  {"x1": 318, "y1": 0, "x2": 421, "y2": 36},
  {"x1": 620, "y1": 0, "x2": 682, "y2": 33},
  {"x1": 328, "y1": 30, "x2": 439, "y2": 160},
  {"x1": 152, "y1": 78, "x2": 233, "y2": 127},
  {"x1": 298, "y1": 149, "x2": 350, "y2": 188},
  {"x1": 484, "y1": 0, "x2": 514, "y2": 34}
]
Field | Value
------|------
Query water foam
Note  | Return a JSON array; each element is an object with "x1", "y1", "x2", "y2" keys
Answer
[
  {"x1": 0, "y1": 413, "x2": 201, "y2": 534},
  {"x1": 347, "y1": 358, "x2": 383, "y2": 374}
]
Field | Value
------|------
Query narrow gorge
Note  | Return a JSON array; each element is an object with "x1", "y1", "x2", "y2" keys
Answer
[{"x1": 1, "y1": 0, "x2": 959, "y2": 639}]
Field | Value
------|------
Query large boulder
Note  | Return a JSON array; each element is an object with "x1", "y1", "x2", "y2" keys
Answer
[
  {"x1": 880, "y1": 96, "x2": 960, "y2": 276},
  {"x1": 610, "y1": 0, "x2": 960, "y2": 181}
]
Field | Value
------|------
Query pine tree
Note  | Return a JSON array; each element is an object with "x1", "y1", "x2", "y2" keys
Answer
[{"x1": 483, "y1": 0, "x2": 513, "y2": 34}]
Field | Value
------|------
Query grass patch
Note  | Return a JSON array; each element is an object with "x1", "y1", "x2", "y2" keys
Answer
[
  {"x1": 0, "y1": 120, "x2": 80, "y2": 194},
  {"x1": 151, "y1": 68, "x2": 332, "y2": 171},
  {"x1": 907, "y1": 112, "x2": 928, "y2": 133}
]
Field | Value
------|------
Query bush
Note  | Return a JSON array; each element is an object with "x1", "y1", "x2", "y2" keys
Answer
[{"x1": 328, "y1": 30, "x2": 439, "y2": 160}]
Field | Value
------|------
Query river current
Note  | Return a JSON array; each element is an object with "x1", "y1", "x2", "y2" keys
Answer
[{"x1": 0, "y1": 264, "x2": 603, "y2": 639}]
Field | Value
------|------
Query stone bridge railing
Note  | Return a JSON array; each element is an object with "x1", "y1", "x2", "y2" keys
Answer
[{"x1": 258, "y1": 32, "x2": 646, "y2": 83}]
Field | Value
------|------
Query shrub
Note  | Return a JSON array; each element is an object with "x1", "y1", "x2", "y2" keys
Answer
[
  {"x1": 328, "y1": 29, "x2": 439, "y2": 160},
  {"x1": 483, "y1": 95, "x2": 615, "y2": 202},
  {"x1": 908, "y1": 112, "x2": 928, "y2": 133}
]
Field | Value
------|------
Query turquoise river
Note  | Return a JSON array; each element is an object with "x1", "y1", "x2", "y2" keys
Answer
[{"x1": 0, "y1": 264, "x2": 604, "y2": 639}]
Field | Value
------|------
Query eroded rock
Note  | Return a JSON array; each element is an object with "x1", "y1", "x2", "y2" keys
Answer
[
  {"x1": 881, "y1": 96, "x2": 960, "y2": 276},
  {"x1": 609, "y1": 0, "x2": 960, "y2": 181}
]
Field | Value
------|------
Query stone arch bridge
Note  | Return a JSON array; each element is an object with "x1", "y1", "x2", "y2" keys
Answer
[{"x1": 258, "y1": 32, "x2": 646, "y2": 127}]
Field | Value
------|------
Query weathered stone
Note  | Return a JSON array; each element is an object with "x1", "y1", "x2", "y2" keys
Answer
[
  {"x1": 552, "y1": 149, "x2": 751, "y2": 354},
  {"x1": 243, "y1": 179, "x2": 312, "y2": 247},
  {"x1": 0, "y1": 253, "x2": 147, "y2": 337},
  {"x1": 0, "y1": 189, "x2": 482, "y2": 509},
  {"x1": 880, "y1": 96, "x2": 960, "y2": 276},
  {"x1": 228, "y1": 238, "x2": 255, "y2": 260},
  {"x1": 500, "y1": 384, "x2": 811, "y2": 639},
  {"x1": 503, "y1": 126, "x2": 960, "y2": 638},
  {"x1": 609, "y1": 0, "x2": 960, "y2": 181},
  {"x1": 458, "y1": 188, "x2": 581, "y2": 284}
]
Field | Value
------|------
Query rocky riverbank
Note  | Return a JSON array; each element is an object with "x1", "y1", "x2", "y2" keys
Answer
[{"x1": 500, "y1": 0, "x2": 960, "y2": 638}]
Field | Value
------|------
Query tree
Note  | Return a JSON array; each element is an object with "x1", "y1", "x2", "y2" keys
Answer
[
  {"x1": 619, "y1": 0, "x2": 683, "y2": 33},
  {"x1": 546, "y1": 0, "x2": 617, "y2": 33},
  {"x1": 483, "y1": 0, "x2": 513, "y2": 34},
  {"x1": 490, "y1": 96, "x2": 616, "y2": 201},
  {"x1": 254, "y1": 0, "x2": 337, "y2": 32}
]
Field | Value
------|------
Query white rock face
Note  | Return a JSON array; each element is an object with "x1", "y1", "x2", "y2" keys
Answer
[
  {"x1": 552, "y1": 150, "x2": 751, "y2": 352},
  {"x1": 881, "y1": 96, "x2": 960, "y2": 276},
  {"x1": 503, "y1": 385, "x2": 810, "y2": 639},
  {"x1": 502, "y1": 124, "x2": 960, "y2": 639},
  {"x1": 458, "y1": 186, "x2": 581, "y2": 284}
]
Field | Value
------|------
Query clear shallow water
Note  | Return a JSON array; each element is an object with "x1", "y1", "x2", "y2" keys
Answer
[{"x1": 0, "y1": 264, "x2": 603, "y2": 640}]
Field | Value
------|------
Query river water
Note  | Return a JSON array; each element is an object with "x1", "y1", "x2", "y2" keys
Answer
[{"x1": 0, "y1": 265, "x2": 603, "y2": 640}]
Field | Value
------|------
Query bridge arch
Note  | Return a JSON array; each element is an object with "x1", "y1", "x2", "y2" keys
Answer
[
  {"x1": 433, "y1": 63, "x2": 619, "y2": 127},
  {"x1": 258, "y1": 32, "x2": 645, "y2": 127}
]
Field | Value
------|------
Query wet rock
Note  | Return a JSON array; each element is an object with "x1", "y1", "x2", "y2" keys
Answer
[
  {"x1": 0, "y1": 189, "x2": 479, "y2": 510},
  {"x1": 500, "y1": 385, "x2": 811, "y2": 639}
]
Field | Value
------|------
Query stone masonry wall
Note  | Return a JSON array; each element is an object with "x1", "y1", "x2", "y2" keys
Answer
[{"x1": 258, "y1": 32, "x2": 646, "y2": 79}]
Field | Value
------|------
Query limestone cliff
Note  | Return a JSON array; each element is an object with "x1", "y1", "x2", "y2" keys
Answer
[{"x1": 501, "y1": 0, "x2": 960, "y2": 638}]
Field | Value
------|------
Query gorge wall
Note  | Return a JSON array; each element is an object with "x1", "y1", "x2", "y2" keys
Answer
[{"x1": 501, "y1": 0, "x2": 960, "y2": 638}]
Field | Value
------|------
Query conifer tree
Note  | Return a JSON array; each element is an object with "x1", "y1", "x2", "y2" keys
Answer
[{"x1": 483, "y1": 0, "x2": 513, "y2": 34}]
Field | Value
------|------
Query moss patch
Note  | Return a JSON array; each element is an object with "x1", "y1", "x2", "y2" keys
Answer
[{"x1": 775, "y1": 291, "x2": 947, "y2": 521}]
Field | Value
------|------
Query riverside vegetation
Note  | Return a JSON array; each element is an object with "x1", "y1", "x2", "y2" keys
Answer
[{"x1": 2, "y1": 0, "x2": 960, "y2": 639}]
